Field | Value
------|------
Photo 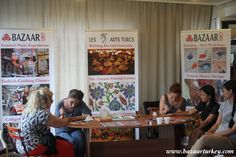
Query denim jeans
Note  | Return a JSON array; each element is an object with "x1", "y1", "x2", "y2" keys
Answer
[{"x1": 57, "y1": 130, "x2": 85, "y2": 157}]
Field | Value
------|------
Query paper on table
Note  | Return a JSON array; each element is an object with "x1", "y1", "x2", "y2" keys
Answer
[
  {"x1": 117, "y1": 121, "x2": 141, "y2": 126},
  {"x1": 84, "y1": 115, "x2": 93, "y2": 122},
  {"x1": 100, "y1": 122, "x2": 123, "y2": 127},
  {"x1": 111, "y1": 115, "x2": 135, "y2": 121}
]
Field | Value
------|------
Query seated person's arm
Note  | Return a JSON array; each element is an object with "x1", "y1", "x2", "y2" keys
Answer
[
  {"x1": 55, "y1": 101, "x2": 63, "y2": 118},
  {"x1": 214, "y1": 121, "x2": 236, "y2": 137},
  {"x1": 198, "y1": 114, "x2": 217, "y2": 129},
  {"x1": 175, "y1": 108, "x2": 182, "y2": 113},
  {"x1": 47, "y1": 113, "x2": 70, "y2": 128},
  {"x1": 59, "y1": 108, "x2": 65, "y2": 119},
  {"x1": 159, "y1": 95, "x2": 169, "y2": 115},
  {"x1": 207, "y1": 113, "x2": 222, "y2": 134},
  {"x1": 199, "y1": 105, "x2": 219, "y2": 130},
  {"x1": 173, "y1": 108, "x2": 198, "y2": 116}
]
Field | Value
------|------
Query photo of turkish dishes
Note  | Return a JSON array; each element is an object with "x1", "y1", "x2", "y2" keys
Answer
[
  {"x1": 197, "y1": 48, "x2": 212, "y2": 61},
  {"x1": 2, "y1": 84, "x2": 49, "y2": 116},
  {"x1": 212, "y1": 47, "x2": 227, "y2": 60},
  {"x1": 88, "y1": 49, "x2": 135, "y2": 75},
  {"x1": 1, "y1": 48, "x2": 49, "y2": 77},
  {"x1": 184, "y1": 48, "x2": 197, "y2": 61}
]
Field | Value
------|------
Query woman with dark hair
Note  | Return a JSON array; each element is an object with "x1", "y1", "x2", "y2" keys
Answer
[
  {"x1": 159, "y1": 82, "x2": 187, "y2": 114},
  {"x1": 174, "y1": 85, "x2": 219, "y2": 149},
  {"x1": 187, "y1": 80, "x2": 236, "y2": 157}
]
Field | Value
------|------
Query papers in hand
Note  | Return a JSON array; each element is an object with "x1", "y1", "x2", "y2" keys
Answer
[{"x1": 84, "y1": 115, "x2": 93, "y2": 122}]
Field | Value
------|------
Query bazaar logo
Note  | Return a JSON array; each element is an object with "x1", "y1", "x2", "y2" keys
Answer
[
  {"x1": 2, "y1": 33, "x2": 11, "y2": 41},
  {"x1": 2, "y1": 33, "x2": 44, "y2": 41},
  {"x1": 186, "y1": 33, "x2": 220, "y2": 42},
  {"x1": 186, "y1": 35, "x2": 193, "y2": 42}
]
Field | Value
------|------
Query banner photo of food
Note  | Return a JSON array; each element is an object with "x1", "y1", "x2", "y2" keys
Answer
[
  {"x1": 0, "y1": 29, "x2": 54, "y2": 125},
  {"x1": 88, "y1": 49, "x2": 134, "y2": 75},
  {"x1": 2, "y1": 84, "x2": 50, "y2": 116},
  {"x1": 2, "y1": 48, "x2": 49, "y2": 77},
  {"x1": 181, "y1": 29, "x2": 231, "y2": 105}
]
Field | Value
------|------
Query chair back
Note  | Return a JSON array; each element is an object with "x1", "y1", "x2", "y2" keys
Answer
[
  {"x1": 3, "y1": 124, "x2": 29, "y2": 157},
  {"x1": 143, "y1": 101, "x2": 160, "y2": 115},
  {"x1": 5, "y1": 125, "x2": 22, "y2": 141},
  {"x1": 0, "y1": 130, "x2": 8, "y2": 157}
]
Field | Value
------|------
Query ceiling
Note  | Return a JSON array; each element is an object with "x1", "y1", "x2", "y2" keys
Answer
[{"x1": 130, "y1": 0, "x2": 234, "y2": 5}]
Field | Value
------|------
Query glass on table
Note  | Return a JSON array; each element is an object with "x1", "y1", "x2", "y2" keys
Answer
[{"x1": 135, "y1": 111, "x2": 141, "y2": 117}]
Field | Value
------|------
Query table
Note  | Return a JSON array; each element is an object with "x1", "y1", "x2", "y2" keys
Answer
[{"x1": 68, "y1": 115, "x2": 194, "y2": 157}]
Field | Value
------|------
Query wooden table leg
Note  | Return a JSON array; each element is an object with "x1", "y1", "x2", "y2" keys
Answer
[
  {"x1": 159, "y1": 125, "x2": 176, "y2": 148},
  {"x1": 159, "y1": 125, "x2": 176, "y2": 157},
  {"x1": 85, "y1": 128, "x2": 91, "y2": 157},
  {"x1": 159, "y1": 125, "x2": 184, "y2": 157}
]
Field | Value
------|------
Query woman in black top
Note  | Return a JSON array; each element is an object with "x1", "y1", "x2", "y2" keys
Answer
[{"x1": 174, "y1": 85, "x2": 219, "y2": 149}]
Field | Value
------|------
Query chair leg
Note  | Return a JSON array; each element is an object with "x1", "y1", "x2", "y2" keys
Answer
[{"x1": 0, "y1": 130, "x2": 8, "y2": 157}]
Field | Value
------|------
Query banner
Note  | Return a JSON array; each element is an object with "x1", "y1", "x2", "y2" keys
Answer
[
  {"x1": 181, "y1": 29, "x2": 231, "y2": 105},
  {"x1": 0, "y1": 29, "x2": 54, "y2": 124},
  {"x1": 86, "y1": 30, "x2": 139, "y2": 114}
]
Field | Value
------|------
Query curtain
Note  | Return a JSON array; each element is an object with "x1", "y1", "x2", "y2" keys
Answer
[
  {"x1": 0, "y1": 0, "x2": 212, "y2": 111},
  {"x1": 86, "y1": 0, "x2": 212, "y2": 110},
  {"x1": 0, "y1": 0, "x2": 86, "y2": 105}
]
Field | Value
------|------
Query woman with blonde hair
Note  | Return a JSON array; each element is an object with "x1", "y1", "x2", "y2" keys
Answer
[{"x1": 16, "y1": 87, "x2": 74, "y2": 157}]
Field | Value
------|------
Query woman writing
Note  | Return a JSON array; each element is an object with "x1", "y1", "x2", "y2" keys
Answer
[
  {"x1": 16, "y1": 87, "x2": 74, "y2": 157},
  {"x1": 159, "y1": 82, "x2": 187, "y2": 114}
]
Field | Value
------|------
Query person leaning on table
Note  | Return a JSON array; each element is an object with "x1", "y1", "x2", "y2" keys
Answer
[
  {"x1": 173, "y1": 85, "x2": 219, "y2": 150},
  {"x1": 16, "y1": 87, "x2": 74, "y2": 157},
  {"x1": 187, "y1": 80, "x2": 236, "y2": 157},
  {"x1": 55, "y1": 89, "x2": 92, "y2": 157},
  {"x1": 159, "y1": 82, "x2": 188, "y2": 115}
]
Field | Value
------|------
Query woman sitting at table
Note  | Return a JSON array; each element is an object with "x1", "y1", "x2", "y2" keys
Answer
[
  {"x1": 187, "y1": 80, "x2": 236, "y2": 157},
  {"x1": 16, "y1": 87, "x2": 74, "y2": 157},
  {"x1": 159, "y1": 82, "x2": 187, "y2": 115},
  {"x1": 173, "y1": 85, "x2": 219, "y2": 149}
]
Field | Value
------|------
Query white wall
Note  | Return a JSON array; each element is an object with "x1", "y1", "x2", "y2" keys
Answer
[{"x1": 212, "y1": 1, "x2": 236, "y2": 29}]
